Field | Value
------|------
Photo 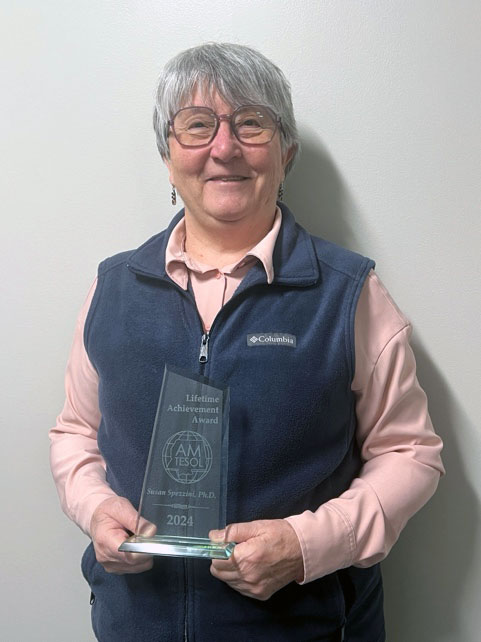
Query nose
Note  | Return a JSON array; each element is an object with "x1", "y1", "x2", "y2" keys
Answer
[{"x1": 209, "y1": 119, "x2": 241, "y2": 162}]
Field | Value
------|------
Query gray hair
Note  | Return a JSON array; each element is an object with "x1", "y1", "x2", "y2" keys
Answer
[{"x1": 153, "y1": 43, "x2": 299, "y2": 174}]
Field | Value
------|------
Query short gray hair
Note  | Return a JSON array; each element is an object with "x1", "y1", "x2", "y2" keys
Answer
[{"x1": 153, "y1": 43, "x2": 299, "y2": 174}]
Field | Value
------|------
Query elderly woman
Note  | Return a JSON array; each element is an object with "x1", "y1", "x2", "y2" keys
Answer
[{"x1": 50, "y1": 43, "x2": 443, "y2": 642}]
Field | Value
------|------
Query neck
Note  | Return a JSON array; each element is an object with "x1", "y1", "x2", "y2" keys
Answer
[{"x1": 183, "y1": 208, "x2": 276, "y2": 269}]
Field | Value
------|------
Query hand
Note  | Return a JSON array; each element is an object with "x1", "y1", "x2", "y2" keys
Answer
[
  {"x1": 90, "y1": 496, "x2": 156, "y2": 575},
  {"x1": 209, "y1": 519, "x2": 304, "y2": 601}
]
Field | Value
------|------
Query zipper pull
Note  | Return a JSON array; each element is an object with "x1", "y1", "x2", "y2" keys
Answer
[{"x1": 199, "y1": 332, "x2": 210, "y2": 363}]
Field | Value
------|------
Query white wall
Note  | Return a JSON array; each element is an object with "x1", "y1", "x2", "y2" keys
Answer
[{"x1": 2, "y1": 2, "x2": 480, "y2": 640}]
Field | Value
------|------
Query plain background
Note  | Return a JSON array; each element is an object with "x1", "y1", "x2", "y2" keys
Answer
[{"x1": 2, "y1": 1, "x2": 480, "y2": 640}]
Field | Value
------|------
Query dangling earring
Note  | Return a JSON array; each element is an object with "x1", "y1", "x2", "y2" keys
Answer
[
  {"x1": 171, "y1": 186, "x2": 177, "y2": 206},
  {"x1": 278, "y1": 182, "x2": 284, "y2": 201}
]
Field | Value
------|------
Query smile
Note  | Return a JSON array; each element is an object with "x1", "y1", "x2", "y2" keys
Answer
[{"x1": 207, "y1": 176, "x2": 248, "y2": 182}]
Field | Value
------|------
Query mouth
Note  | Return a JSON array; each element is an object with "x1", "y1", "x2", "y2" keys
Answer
[{"x1": 207, "y1": 175, "x2": 249, "y2": 182}]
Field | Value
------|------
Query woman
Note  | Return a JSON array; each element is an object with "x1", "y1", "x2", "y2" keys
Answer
[{"x1": 50, "y1": 43, "x2": 444, "y2": 641}]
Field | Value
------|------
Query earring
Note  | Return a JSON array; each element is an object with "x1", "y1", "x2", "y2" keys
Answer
[
  {"x1": 171, "y1": 186, "x2": 177, "y2": 206},
  {"x1": 278, "y1": 182, "x2": 284, "y2": 201}
]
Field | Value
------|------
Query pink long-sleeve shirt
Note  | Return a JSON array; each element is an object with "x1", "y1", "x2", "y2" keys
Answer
[{"x1": 49, "y1": 209, "x2": 444, "y2": 583}]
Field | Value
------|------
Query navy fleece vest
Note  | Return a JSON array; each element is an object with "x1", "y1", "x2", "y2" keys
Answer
[{"x1": 81, "y1": 204, "x2": 385, "y2": 642}]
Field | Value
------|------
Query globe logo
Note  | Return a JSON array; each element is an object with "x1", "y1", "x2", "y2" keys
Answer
[{"x1": 162, "y1": 431, "x2": 213, "y2": 484}]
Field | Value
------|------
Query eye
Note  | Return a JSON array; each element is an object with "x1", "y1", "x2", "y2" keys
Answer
[
  {"x1": 235, "y1": 107, "x2": 275, "y2": 133},
  {"x1": 174, "y1": 109, "x2": 216, "y2": 136},
  {"x1": 239, "y1": 117, "x2": 263, "y2": 128},
  {"x1": 187, "y1": 118, "x2": 211, "y2": 130},
  {"x1": 236, "y1": 111, "x2": 265, "y2": 129}
]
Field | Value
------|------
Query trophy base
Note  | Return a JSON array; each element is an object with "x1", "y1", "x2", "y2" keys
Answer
[{"x1": 119, "y1": 535, "x2": 235, "y2": 559}]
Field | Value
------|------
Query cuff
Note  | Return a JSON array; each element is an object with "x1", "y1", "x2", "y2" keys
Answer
[{"x1": 285, "y1": 504, "x2": 355, "y2": 584}]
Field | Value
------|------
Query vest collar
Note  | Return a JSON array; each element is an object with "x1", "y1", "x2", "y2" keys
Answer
[{"x1": 127, "y1": 203, "x2": 319, "y2": 289}]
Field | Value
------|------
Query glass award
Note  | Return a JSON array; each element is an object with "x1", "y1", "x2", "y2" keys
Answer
[{"x1": 119, "y1": 366, "x2": 234, "y2": 560}]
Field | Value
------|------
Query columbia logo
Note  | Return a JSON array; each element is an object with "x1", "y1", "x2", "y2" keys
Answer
[{"x1": 247, "y1": 333, "x2": 296, "y2": 348}]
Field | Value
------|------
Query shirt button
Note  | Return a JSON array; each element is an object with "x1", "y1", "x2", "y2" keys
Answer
[{"x1": 216, "y1": 271, "x2": 222, "y2": 279}]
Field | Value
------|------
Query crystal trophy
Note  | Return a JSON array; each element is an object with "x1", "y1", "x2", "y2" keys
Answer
[{"x1": 119, "y1": 366, "x2": 234, "y2": 559}]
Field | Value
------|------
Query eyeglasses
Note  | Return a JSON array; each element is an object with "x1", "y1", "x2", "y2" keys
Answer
[{"x1": 169, "y1": 104, "x2": 281, "y2": 147}]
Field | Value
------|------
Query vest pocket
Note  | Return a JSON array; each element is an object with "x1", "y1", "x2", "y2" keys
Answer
[
  {"x1": 337, "y1": 568, "x2": 356, "y2": 618},
  {"x1": 81, "y1": 542, "x2": 96, "y2": 584}
]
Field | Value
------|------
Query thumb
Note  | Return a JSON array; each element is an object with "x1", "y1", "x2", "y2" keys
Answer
[
  {"x1": 210, "y1": 521, "x2": 262, "y2": 544},
  {"x1": 138, "y1": 516, "x2": 157, "y2": 538},
  {"x1": 112, "y1": 499, "x2": 157, "y2": 539}
]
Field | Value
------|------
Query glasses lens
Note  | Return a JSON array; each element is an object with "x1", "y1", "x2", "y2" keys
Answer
[
  {"x1": 173, "y1": 108, "x2": 217, "y2": 146},
  {"x1": 233, "y1": 106, "x2": 277, "y2": 144}
]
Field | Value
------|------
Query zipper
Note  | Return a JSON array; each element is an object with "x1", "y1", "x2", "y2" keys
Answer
[
  {"x1": 199, "y1": 332, "x2": 210, "y2": 363},
  {"x1": 197, "y1": 282, "x2": 262, "y2": 367},
  {"x1": 183, "y1": 559, "x2": 189, "y2": 642},
  {"x1": 128, "y1": 263, "x2": 268, "y2": 370}
]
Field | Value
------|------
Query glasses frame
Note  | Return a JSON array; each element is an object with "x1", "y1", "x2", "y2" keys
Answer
[{"x1": 169, "y1": 104, "x2": 283, "y2": 148}]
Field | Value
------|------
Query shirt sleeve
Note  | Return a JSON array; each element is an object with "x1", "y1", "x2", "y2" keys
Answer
[
  {"x1": 49, "y1": 279, "x2": 117, "y2": 536},
  {"x1": 286, "y1": 271, "x2": 445, "y2": 584}
]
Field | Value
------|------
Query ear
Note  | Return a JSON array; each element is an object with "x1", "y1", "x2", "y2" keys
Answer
[
  {"x1": 164, "y1": 157, "x2": 174, "y2": 185},
  {"x1": 281, "y1": 145, "x2": 296, "y2": 178}
]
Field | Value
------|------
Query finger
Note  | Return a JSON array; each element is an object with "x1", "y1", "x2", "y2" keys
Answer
[
  {"x1": 210, "y1": 557, "x2": 237, "y2": 574},
  {"x1": 210, "y1": 542, "x2": 256, "y2": 583},
  {"x1": 124, "y1": 550, "x2": 152, "y2": 566},
  {"x1": 208, "y1": 528, "x2": 226, "y2": 542},
  {"x1": 95, "y1": 526, "x2": 141, "y2": 563},
  {"x1": 209, "y1": 563, "x2": 237, "y2": 580},
  {"x1": 120, "y1": 551, "x2": 154, "y2": 571},
  {"x1": 138, "y1": 517, "x2": 157, "y2": 538},
  {"x1": 224, "y1": 521, "x2": 263, "y2": 544},
  {"x1": 209, "y1": 521, "x2": 262, "y2": 545},
  {"x1": 100, "y1": 524, "x2": 135, "y2": 556},
  {"x1": 105, "y1": 555, "x2": 154, "y2": 575},
  {"x1": 99, "y1": 546, "x2": 154, "y2": 573},
  {"x1": 210, "y1": 570, "x2": 242, "y2": 586}
]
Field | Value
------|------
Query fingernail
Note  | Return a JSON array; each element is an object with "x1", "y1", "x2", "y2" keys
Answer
[{"x1": 209, "y1": 529, "x2": 225, "y2": 542}]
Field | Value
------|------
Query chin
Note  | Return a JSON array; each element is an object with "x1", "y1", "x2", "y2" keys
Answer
[
  {"x1": 203, "y1": 198, "x2": 254, "y2": 222},
  {"x1": 206, "y1": 208, "x2": 251, "y2": 224}
]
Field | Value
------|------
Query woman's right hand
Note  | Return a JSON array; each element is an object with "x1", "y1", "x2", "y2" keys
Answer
[{"x1": 90, "y1": 496, "x2": 156, "y2": 574}]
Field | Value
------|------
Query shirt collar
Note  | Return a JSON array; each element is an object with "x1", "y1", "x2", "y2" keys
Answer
[{"x1": 165, "y1": 207, "x2": 282, "y2": 290}]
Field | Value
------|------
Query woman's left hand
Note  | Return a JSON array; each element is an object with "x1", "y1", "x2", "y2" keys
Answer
[{"x1": 209, "y1": 519, "x2": 304, "y2": 600}]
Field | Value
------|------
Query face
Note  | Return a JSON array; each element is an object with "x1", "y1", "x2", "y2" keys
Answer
[{"x1": 165, "y1": 89, "x2": 292, "y2": 230}]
